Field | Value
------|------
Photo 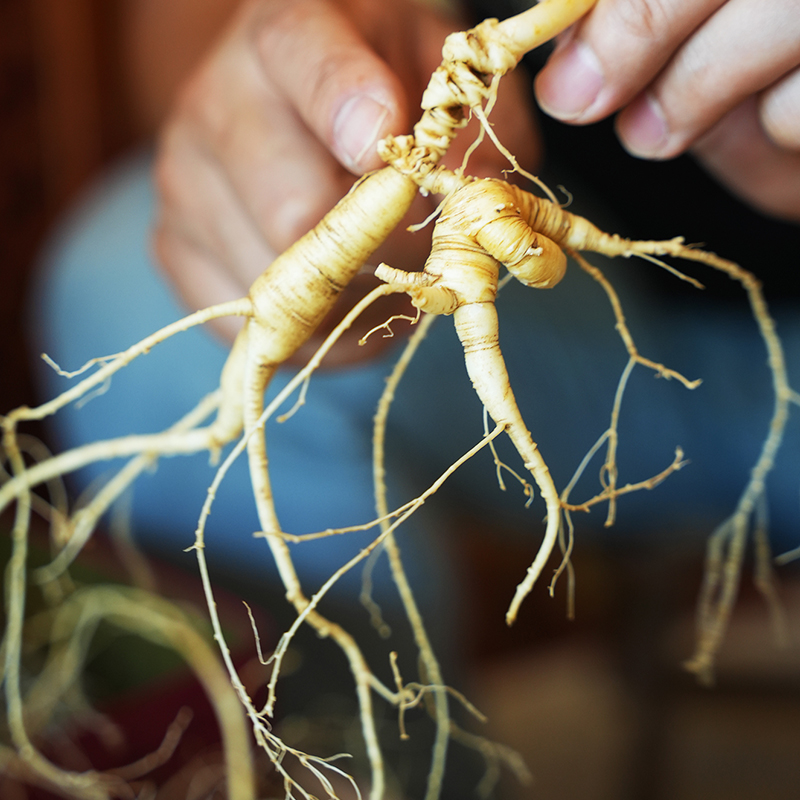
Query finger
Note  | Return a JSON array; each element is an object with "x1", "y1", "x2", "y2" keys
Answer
[
  {"x1": 152, "y1": 215, "x2": 250, "y2": 343},
  {"x1": 535, "y1": 0, "x2": 725, "y2": 124},
  {"x1": 616, "y1": 0, "x2": 800, "y2": 158},
  {"x1": 197, "y1": 72, "x2": 354, "y2": 256},
  {"x1": 155, "y1": 117, "x2": 277, "y2": 295},
  {"x1": 253, "y1": 0, "x2": 408, "y2": 174},
  {"x1": 760, "y1": 65, "x2": 800, "y2": 152},
  {"x1": 691, "y1": 97, "x2": 800, "y2": 223},
  {"x1": 170, "y1": 2, "x2": 357, "y2": 260}
]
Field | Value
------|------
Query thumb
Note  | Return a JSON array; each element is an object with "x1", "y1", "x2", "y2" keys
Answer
[{"x1": 252, "y1": 0, "x2": 408, "y2": 173}]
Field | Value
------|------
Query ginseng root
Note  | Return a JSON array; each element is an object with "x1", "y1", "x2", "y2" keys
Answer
[
  {"x1": 2, "y1": 5, "x2": 599, "y2": 798},
  {"x1": 374, "y1": 170, "x2": 796, "y2": 646},
  {"x1": 1, "y1": 0, "x2": 796, "y2": 797}
]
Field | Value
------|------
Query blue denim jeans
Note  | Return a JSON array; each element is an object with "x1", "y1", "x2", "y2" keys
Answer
[{"x1": 30, "y1": 151, "x2": 800, "y2": 609}]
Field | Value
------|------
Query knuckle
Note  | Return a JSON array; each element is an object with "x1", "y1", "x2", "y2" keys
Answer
[
  {"x1": 174, "y1": 67, "x2": 228, "y2": 143},
  {"x1": 253, "y1": 0, "x2": 371, "y2": 117},
  {"x1": 613, "y1": 0, "x2": 676, "y2": 43},
  {"x1": 170, "y1": 67, "x2": 245, "y2": 173},
  {"x1": 304, "y1": 49, "x2": 353, "y2": 111},
  {"x1": 153, "y1": 132, "x2": 180, "y2": 208},
  {"x1": 153, "y1": 121, "x2": 192, "y2": 211},
  {"x1": 252, "y1": 0, "x2": 318, "y2": 67},
  {"x1": 759, "y1": 69, "x2": 800, "y2": 151}
]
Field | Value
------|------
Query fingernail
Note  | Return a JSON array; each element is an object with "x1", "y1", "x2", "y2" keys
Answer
[
  {"x1": 333, "y1": 94, "x2": 391, "y2": 173},
  {"x1": 620, "y1": 93, "x2": 670, "y2": 158},
  {"x1": 537, "y1": 40, "x2": 604, "y2": 121}
]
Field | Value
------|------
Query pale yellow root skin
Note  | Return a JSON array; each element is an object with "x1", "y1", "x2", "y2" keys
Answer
[
  {"x1": 10, "y1": 0, "x2": 794, "y2": 797},
  {"x1": 453, "y1": 301, "x2": 563, "y2": 625},
  {"x1": 375, "y1": 171, "x2": 795, "y2": 651},
  {"x1": 375, "y1": 178, "x2": 568, "y2": 625}
]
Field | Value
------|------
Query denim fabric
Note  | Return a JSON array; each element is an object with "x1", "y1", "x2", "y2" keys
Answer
[{"x1": 30, "y1": 152, "x2": 800, "y2": 606}]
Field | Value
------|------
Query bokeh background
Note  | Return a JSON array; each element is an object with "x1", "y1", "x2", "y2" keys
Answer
[
  {"x1": 2, "y1": 2, "x2": 800, "y2": 798},
  {"x1": 1, "y1": 1, "x2": 142, "y2": 413}
]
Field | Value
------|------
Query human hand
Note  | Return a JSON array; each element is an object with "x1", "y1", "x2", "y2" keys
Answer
[
  {"x1": 153, "y1": 0, "x2": 539, "y2": 362},
  {"x1": 534, "y1": 0, "x2": 800, "y2": 222}
]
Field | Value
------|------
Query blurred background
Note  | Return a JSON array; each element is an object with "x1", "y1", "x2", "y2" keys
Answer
[
  {"x1": 1, "y1": 0, "x2": 143, "y2": 413},
  {"x1": 1, "y1": 1, "x2": 800, "y2": 798}
]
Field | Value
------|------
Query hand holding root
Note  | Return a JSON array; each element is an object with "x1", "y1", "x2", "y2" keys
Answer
[
  {"x1": 2, "y1": 0, "x2": 797, "y2": 798},
  {"x1": 535, "y1": 0, "x2": 800, "y2": 222}
]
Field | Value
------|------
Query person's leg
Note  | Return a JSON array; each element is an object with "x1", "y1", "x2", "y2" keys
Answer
[{"x1": 32, "y1": 150, "x2": 800, "y2": 585}]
